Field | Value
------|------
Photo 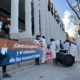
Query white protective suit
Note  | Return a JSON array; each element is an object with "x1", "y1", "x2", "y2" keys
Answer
[
  {"x1": 33, "y1": 39, "x2": 40, "y2": 44},
  {"x1": 50, "y1": 40, "x2": 60, "y2": 58},
  {"x1": 75, "y1": 38, "x2": 80, "y2": 55},
  {"x1": 41, "y1": 38, "x2": 47, "y2": 63},
  {"x1": 64, "y1": 42, "x2": 77, "y2": 57},
  {"x1": 56, "y1": 40, "x2": 60, "y2": 52}
]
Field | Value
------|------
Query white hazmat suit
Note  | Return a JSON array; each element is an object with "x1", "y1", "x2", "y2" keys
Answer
[
  {"x1": 50, "y1": 40, "x2": 60, "y2": 58},
  {"x1": 40, "y1": 38, "x2": 47, "y2": 63},
  {"x1": 64, "y1": 42, "x2": 77, "y2": 57}
]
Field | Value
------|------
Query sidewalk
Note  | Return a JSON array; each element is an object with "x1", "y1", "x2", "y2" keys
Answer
[{"x1": 0, "y1": 59, "x2": 80, "y2": 80}]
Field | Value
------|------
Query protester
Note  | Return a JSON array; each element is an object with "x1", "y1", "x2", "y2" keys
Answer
[
  {"x1": 55, "y1": 39, "x2": 61, "y2": 52},
  {"x1": 64, "y1": 38, "x2": 77, "y2": 63},
  {"x1": 59, "y1": 40, "x2": 64, "y2": 50},
  {"x1": 33, "y1": 35, "x2": 41, "y2": 65},
  {"x1": 50, "y1": 38, "x2": 57, "y2": 65},
  {"x1": 74, "y1": 38, "x2": 80, "y2": 55},
  {"x1": 40, "y1": 36, "x2": 47, "y2": 64},
  {"x1": 0, "y1": 19, "x2": 11, "y2": 78}
]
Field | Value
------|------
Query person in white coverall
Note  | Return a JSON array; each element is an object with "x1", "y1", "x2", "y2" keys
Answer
[
  {"x1": 33, "y1": 35, "x2": 41, "y2": 65},
  {"x1": 40, "y1": 36, "x2": 47, "y2": 64},
  {"x1": 74, "y1": 38, "x2": 80, "y2": 55},
  {"x1": 55, "y1": 40, "x2": 60, "y2": 52},
  {"x1": 64, "y1": 39, "x2": 77, "y2": 63},
  {"x1": 50, "y1": 38, "x2": 60, "y2": 64}
]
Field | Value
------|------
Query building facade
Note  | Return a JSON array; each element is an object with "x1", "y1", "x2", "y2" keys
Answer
[{"x1": 0, "y1": 0, "x2": 66, "y2": 43}]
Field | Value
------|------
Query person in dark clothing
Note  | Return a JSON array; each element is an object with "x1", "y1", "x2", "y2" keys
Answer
[
  {"x1": 0, "y1": 19, "x2": 11, "y2": 78},
  {"x1": 33, "y1": 35, "x2": 41, "y2": 65},
  {"x1": 60, "y1": 40, "x2": 63, "y2": 50},
  {"x1": 1, "y1": 20, "x2": 10, "y2": 38}
]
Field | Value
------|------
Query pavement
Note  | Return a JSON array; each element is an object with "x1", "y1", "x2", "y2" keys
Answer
[{"x1": 0, "y1": 57, "x2": 80, "y2": 80}]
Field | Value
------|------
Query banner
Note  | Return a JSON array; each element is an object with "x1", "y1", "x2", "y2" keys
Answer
[{"x1": 0, "y1": 39, "x2": 42, "y2": 66}]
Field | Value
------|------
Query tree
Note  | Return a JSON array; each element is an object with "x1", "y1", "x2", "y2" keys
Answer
[
  {"x1": 66, "y1": 0, "x2": 80, "y2": 35},
  {"x1": 66, "y1": 0, "x2": 80, "y2": 19}
]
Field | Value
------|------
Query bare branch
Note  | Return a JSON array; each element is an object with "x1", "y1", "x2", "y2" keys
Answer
[
  {"x1": 76, "y1": 0, "x2": 80, "y2": 13},
  {"x1": 66, "y1": 0, "x2": 80, "y2": 19}
]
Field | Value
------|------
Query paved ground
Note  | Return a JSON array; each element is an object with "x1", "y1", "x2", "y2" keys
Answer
[{"x1": 0, "y1": 57, "x2": 80, "y2": 80}]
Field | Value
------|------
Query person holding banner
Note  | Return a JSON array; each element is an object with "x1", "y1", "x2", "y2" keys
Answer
[
  {"x1": 0, "y1": 19, "x2": 11, "y2": 78},
  {"x1": 33, "y1": 35, "x2": 41, "y2": 65}
]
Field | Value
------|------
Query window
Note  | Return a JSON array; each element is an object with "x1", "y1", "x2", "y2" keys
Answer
[
  {"x1": 39, "y1": 10, "x2": 41, "y2": 35},
  {"x1": 31, "y1": 0, "x2": 34, "y2": 35},
  {"x1": 48, "y1": 0, "x2": 51, "y2": 11},
  {"x1": 51, "y1": 3, "x2": 53, "y2": 15},
  {"x1": 19, "y1": 0, "x2": 25, "y2": 32}
]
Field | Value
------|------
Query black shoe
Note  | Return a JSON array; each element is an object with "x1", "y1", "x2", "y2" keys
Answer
[
  {"x1": 45, "y1": 61, "x2": 47, "y2": 64},
  {"x1": 3, "y1": 73, "x2": 11, "y2": 78},
  {"x1": 35, "y1": 63, "x2": 40, "y2": 65}
]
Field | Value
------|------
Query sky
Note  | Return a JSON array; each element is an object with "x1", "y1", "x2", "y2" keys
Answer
[
  {"x1": 53, "y1": 0, "x2": 78, "y2": 37},
  {"x1": 53, "y1": 0, "x2": 74, "y2": 31},
  {"x1": 53, "y1": 0, "x2": 71, "y2": 18}
]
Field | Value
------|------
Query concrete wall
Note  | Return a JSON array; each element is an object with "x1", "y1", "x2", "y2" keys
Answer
[{"x1": 10, "y1": 0, "x2": 66, "y2": 43}]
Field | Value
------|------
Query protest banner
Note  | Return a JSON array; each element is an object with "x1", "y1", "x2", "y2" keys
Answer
[{"x1": 0, "y1": 39, "x2": 42, "y2": 66}]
